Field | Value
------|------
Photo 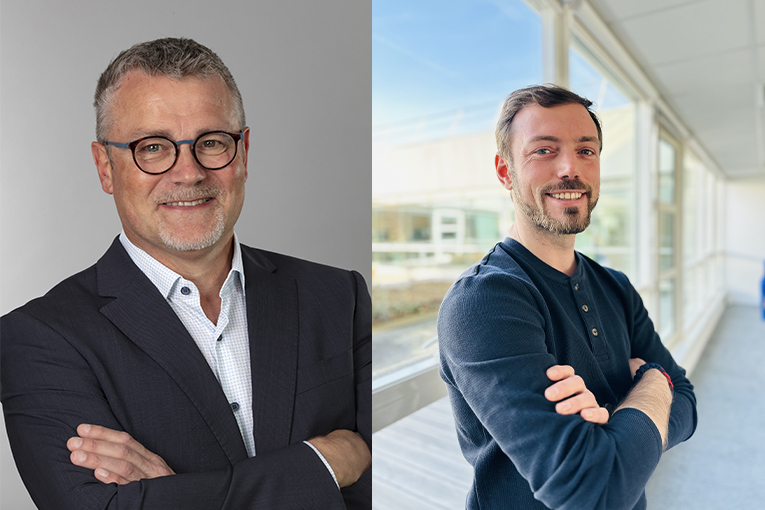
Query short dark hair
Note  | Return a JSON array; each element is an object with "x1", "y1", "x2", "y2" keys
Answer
[
  {"x1": 94, "y1": 37, "x2": 245, "y2": 142},
  {"x1": 495, "y1": 84, "x2": 602, "y2": 162}
]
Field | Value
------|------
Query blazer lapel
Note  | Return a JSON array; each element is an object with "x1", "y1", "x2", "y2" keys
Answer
[
  {"x1": 96, "y1": 238, "x2": 248, "y2": 464},
  {"x1": 241, "y1": 247, "x2": 299, "y2": 455}
]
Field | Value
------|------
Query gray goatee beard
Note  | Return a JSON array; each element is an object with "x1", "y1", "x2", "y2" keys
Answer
[{"x1": 155, "y1": 185, "x2": 226, "y2": 252}]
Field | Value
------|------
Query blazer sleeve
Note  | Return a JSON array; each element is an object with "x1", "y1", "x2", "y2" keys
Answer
[
  {"x1": 339, "y1": 270, "x2": 373, "y2": 508},
  {"x1": 438, "y1": 271, "x2": 668, "y2": 510}
]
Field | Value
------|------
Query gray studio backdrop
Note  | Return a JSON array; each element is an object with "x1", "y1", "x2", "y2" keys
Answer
[{"x1": 0, "y1": 1, "x2": 371, "y2": 508}]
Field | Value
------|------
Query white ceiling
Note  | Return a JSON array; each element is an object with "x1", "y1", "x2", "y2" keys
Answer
[{"x1": 586, "y1": 0, "x2": 765, "y2": 180}]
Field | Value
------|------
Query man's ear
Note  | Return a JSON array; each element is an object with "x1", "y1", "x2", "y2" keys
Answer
[
  {"x1": 92, "y1": 142, "x2": 114, "y2": 195},
  {"x1": 240, "y1": 127, "x2": 250, "y2": 181},
  {"x1": 495, "y1": 154, "x2": 513, "y2": 191}
]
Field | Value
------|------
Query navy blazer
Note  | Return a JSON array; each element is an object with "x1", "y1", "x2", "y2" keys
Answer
[{"x1": 1, "y1": 237, "x2": 371, "y2": 509}]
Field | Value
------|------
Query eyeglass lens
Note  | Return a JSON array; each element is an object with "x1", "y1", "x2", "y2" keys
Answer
[{"x1": 133, "y1": 132, "x2": 238, "y2": 174}]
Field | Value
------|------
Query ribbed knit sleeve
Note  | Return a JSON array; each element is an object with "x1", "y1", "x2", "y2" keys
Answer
[{"x1": 438, "y1": 252, "x2": 680, "y2": 510}]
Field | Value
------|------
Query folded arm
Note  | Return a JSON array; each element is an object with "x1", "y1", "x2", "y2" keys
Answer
[
  {"x1": 1, "y1": 310, "x2": 349, "y2": 510},
  {"x1": 1, "y1": 268, "x2": 372, "y2": 510},
  {"x1": 548, "y1": 358, "x2": 674, "y2": 449},
  {"x1": 67, "y1": 424, "x2": 370, "y2": 488}
]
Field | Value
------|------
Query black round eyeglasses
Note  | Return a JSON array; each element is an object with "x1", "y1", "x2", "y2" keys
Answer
[{"x1": 104, "y1": 131, "x2": 243, "y2": 175}]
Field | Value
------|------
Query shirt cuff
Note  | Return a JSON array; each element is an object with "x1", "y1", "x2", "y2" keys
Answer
[{"x1": 303, "y1": 440, "x2": 340, "y2": 489}]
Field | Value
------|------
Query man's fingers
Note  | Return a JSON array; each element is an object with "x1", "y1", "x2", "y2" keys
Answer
[
  {"x1": 546, "y1": 365, "x2": 575, "y2": 382},
  {"x1": 545, "y1": 368, "x2": 609, "y2": 424},
  {"x1": 629, "y1": 358, "x2": 646, "y2": 378},
  {"x1": 554, "y1": 391, "x2": 598, "y2": 415},
  {"x1": 68, "y1": 435, "x2": 148, "y2": 470},
  {"x1": 544, "y1": 374, "x2": 584, "y2": 401},
  {"x1": 580, "y1": 407, "x2": 609, "y2": 424},
  {"x1": 68, "y1": 424, "x2": 174, "y2": 484},
  {"x1": 69, "y1": 448, "x2": 137, "y2": 485},
  {"x1": 75, "y1": 424, "x2": 156, "y2": 463},
  {"x1": 94, "y1": 467, "x2": 130, "y2": 486}
]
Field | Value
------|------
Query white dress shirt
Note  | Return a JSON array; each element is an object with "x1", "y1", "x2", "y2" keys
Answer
[{"x1": 120, "y1": 232, "x2": 255, "y2": 457}]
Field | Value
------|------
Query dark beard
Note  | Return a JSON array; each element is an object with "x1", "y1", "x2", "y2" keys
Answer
[{"x1": 513, "y1": 181, "x2": 597, "y2": 235}]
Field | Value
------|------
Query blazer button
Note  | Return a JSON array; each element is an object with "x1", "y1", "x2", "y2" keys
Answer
[{"x1": 230, "y1": 402, "x2": 240, "y2": 412}]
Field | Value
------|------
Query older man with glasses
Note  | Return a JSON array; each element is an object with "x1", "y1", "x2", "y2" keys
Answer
[{"x1": 1, "y1": 38, "x2": 371, "y2": 510}]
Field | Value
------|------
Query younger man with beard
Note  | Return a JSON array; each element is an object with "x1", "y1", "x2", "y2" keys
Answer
[{"x1": 438, "y1": 85, "x2": 696, "y2": 510}]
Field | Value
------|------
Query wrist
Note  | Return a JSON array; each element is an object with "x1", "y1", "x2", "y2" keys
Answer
[{"x1": 633, "y1": 362, "x2": 673, "y2": 391}]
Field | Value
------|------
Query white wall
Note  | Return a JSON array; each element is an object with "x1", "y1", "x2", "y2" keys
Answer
[
  {"x1": 724, "y1": 179, "x2": 765, "y2": 305},
  {"x1": 0, "y1": 1, "x2": 370, "y2": 508}
]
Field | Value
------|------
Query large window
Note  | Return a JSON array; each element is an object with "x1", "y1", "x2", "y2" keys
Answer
[
  {"x1": 372, "y1": 0, "x2": 543, "y2": 383},
  {"x1": 682, "y1": 149, "x2": 722, "y2": 329},
  {"x1": 657, "y1": 133, "x2": 681, "y2": 344}
]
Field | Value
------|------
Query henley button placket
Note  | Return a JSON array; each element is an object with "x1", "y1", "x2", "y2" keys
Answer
[{"x1": 573, "y1": 279, "x2": 609, "y2": 363}]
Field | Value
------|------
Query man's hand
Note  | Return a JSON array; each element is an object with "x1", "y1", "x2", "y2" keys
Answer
[
  {"x1": 629, "y1": 357, "x2": 646, "y2": 378},
  {"x1": 545, "y1": 365, "x2": 609, "y2": 424},
  {"x1": 67, "y1": 424, "x2": 175, "y2": 485},
  {"x1": 307, "y1": 429, "x2": 371, "y2": 488}
]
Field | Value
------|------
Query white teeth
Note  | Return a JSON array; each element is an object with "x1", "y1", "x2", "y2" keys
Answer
[
  {"x1": 551, "y1": 192, "x2": 583, "y2": 200},
  {"x1": 165, "y1": 198, "x2": 209, "y2": 207}
]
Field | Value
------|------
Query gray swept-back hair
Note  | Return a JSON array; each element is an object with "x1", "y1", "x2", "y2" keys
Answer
[
  {"x1": 495, "y1": 84, "x2": 602, "y2": 163},
  {"x1": 94, "y1": 37, "x2": 245, "y2": 142}
]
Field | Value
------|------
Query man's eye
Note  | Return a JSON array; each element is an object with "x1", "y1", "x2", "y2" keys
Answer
[
  {"x1": 136, "y1": 140, "x2": 170, "y2": 154},
  {"x1": 202, "y1": 140, "x2": 219, "y2": 148},
  {"x1": 535, "y1": 148, "x2": 551, "y2": 155},
  {"x1": 580, "y1": 149, "x2": 595, "y2": 155}
]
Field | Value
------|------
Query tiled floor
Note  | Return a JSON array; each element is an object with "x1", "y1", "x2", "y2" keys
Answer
[{"x1": 372, "y1": 304, "x2": 765, "y2": 509}]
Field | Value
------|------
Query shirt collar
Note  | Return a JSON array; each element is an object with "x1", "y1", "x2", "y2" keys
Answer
[{"x1": 119, "y1": 231, "x2": 245, "y2": 300}]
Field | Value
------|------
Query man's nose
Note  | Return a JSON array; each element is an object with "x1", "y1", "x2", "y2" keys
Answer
[
  {"x1": 556, "y1": 151, "x2": 580, "y2": 180},
  {"x1": 168, "y1": 142, "x2": 207, "y2": 184}
]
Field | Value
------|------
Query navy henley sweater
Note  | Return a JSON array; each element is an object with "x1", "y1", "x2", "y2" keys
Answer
[{"x1": 438, "y1": 238, "x2": 697, "y2": 509}]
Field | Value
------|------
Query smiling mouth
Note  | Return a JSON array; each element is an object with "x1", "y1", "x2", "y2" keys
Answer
[
  {"x1": 548, "y1": 192, "x2": 585, "y2": 200},
  {"x1": 163, "y1": 198, "x2": 213, "y2": 207}
]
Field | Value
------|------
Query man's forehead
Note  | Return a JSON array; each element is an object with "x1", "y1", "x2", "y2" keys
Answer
[
  {"x1": 512, "y1": 103, "x2": 598, "y2": 139},
  {"x1": 108, "y1": 71, "x2": 237, "y2": 132},
  {"x1": 113, "y1": 70, "x2": 227, "y2": 96}
]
